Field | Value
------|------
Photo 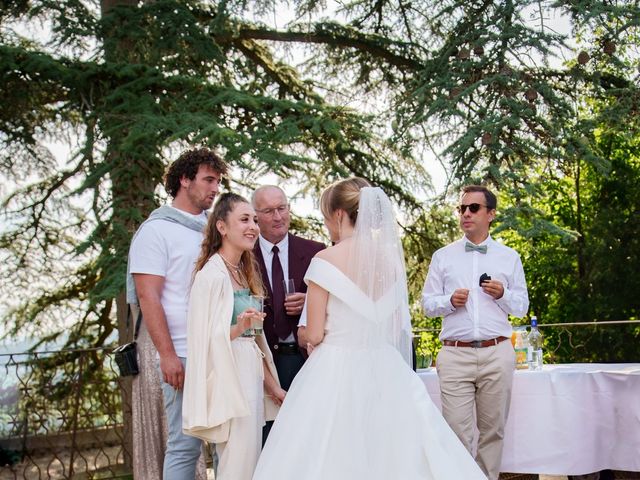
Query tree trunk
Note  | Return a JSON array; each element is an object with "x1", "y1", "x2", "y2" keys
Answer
[{"x1": 100, "y1": 0, "x2": 161, "y2": 470}]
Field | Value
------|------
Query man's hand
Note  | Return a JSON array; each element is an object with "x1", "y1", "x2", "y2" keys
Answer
[
  {"x1": 450, "y1": 288, "x2": 470, "y2": 308},
  {"x1": 160, "y1": 353, "x2": 185, "y2": 390},
  {"x1": 481, "y1": 279, "x2": 504, "y2": 300},
  {"x1": 134, "y1": 273, "x2": 183, "y2": 388},
  {"x1": 284, "y1": 292, "x2": 305, "y2": 316}
]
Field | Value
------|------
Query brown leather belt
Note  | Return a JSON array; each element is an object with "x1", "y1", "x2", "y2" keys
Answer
[{"x1": 442, "y1": 336, "x2": 509, "y2": 348}]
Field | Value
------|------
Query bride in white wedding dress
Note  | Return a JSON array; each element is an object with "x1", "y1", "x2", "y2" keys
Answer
[{"x1": 252, "y1": 177, "x2": 486, "y2": 480}]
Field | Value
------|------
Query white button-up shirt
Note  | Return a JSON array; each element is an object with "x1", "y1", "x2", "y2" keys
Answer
[
  {"x1": 258, "y1": 234, "x2": 295, "y2": 342},
  {"x1": 258, "y1": 234, "x2": 290, "y2": 286},
  {"x1": 422, "y1": 235, "x2": 529, "y2": 341}
]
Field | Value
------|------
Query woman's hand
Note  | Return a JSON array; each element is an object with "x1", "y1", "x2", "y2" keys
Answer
[
  {"x1": 263, "y1": 359, "x2": 287, "y2": 406},
  {"x1": 306, "y1": 342, "x2": 316, "y2": 356},
  {"x1": 231, "y1": 308, "x2": 264, "y2": 339},
  {"x1": 297, "y1": 326, "x2": 307, "y2": 348},
  {"x1": 237, "y1": 310, "x2": 253, "y2": 332},
  {"x1": 267, "y1": 386, "x2": 287, "y2": 406}
]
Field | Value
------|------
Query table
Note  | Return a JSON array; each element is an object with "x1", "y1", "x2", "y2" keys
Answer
[{"x1": 418, "y1": 363, "x2": 640, "y2": 476}]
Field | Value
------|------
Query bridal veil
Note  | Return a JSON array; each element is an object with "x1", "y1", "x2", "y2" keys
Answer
[{"x1": 346, "y1": 186, "x2": 413, "y2": 366}]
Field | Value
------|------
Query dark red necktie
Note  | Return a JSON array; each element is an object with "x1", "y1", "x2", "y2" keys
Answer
[{"x1": 271, "y1": 245, "x2": 289, "y2": 338}]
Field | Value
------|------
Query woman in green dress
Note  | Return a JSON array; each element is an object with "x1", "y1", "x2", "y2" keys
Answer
[{"x1": 183, "y1": 192, "x2": 285, "y2": 480}]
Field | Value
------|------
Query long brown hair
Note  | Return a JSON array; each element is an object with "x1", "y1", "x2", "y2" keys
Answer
[{"x1": 195, "y1": 192, "x2": 264, "y2": 296}]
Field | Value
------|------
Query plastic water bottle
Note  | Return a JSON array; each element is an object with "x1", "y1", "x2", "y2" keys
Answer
[{"x1": 527, "y1": 316, "x2": 543, "y2": 371}]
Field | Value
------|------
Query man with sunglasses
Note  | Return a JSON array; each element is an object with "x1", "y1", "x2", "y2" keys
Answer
[
  {"x1": 421, "y1": 185, "x2": 529, "y2": 480},
  {"x1": 252, "y1": 185, "x2": 325, "y2": 441}
]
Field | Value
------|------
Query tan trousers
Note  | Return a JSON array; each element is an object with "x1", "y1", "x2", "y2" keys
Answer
[
  {"x1": 215, "y1": 337, "x2": 265, "y2": 480},
  {"x1": 436, "y1": 339, "x2": 515, "y2": 480}
]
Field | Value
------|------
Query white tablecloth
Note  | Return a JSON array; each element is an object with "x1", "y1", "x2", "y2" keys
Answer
[{"x1": 418, "y1": 363, "x2": 640, "y2": 476}]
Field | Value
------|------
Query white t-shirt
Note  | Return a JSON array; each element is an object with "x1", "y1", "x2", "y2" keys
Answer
[{"x1": 129, "y1": 209, "x2": 205, "y2": 357}]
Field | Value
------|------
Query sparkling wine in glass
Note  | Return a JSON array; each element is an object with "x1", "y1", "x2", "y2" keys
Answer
[{"x1": 250, "y1": 295, "x2": 264, "y2": 335}]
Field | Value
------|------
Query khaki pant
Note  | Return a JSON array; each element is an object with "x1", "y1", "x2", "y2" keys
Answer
[{"x1": 436, "y1": 339, "x2": 515, "y2": 480}]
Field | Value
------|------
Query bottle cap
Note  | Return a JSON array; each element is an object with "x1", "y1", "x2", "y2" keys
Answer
[{"x1": 531, "y1": 316, "x2": 538, "y2": 327}]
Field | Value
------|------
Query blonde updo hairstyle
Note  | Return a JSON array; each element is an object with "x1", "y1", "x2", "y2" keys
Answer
[{"x1": 320, "y1": 177, "x2": 371, "y2": 226}]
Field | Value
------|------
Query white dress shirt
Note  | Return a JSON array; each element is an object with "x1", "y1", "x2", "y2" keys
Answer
[
  {"x1": 258, "y1": 234, "x2": 295, "y2": 342},
  {"x1": 422, "y1": 235, "x2": 529, "y2": 341},
  {"x1": 258, "y1": 234, "x2": 290, "y2": 285}
]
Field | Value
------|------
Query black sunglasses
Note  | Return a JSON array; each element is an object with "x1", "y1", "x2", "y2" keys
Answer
[{"x1": 457, "y1": 203, "x2": 490, "y2": 214}]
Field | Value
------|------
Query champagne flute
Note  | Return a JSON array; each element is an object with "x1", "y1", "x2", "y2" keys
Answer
[{"x1": 283, "y1": 279, "x2": 296, "y2": 297}]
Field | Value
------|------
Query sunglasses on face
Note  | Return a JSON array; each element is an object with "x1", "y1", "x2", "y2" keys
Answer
[{"x1": 457, "y1": 203, "x2": 490, "y2": 214}]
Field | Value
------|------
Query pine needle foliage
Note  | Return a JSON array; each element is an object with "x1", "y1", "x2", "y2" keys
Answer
[
  {"x1": 0, "y1": 0, "x2": 425, "y2": 347},
  {"x1": 1, "y1": 0, "x2": 639, "y2": 354}
]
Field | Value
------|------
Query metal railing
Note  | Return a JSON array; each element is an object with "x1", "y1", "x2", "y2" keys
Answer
[
  {"x1": 412, "y1": 318, "x2": 640, "y2": 333},
  {"x1": 412, "y1": 319, "x2": 640, "y2": 364},
  {"x1": 1, "y1": 320, "x2": 638, "y2": 479},
  {"x1": 0, "y1": 348, "x2": 132, "y2": 479}
]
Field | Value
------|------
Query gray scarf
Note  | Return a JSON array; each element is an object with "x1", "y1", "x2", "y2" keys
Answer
[{"x1": 126, "y1": 206, "x2": 207, "y2": 305}]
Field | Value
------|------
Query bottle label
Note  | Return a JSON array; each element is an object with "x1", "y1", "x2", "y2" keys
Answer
[{"x1": 515, "y1": 347, "x2": 528, "y2": 369}]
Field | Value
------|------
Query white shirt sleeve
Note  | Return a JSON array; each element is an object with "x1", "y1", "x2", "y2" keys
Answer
[
  {"x1": 495, "y1": 254, "x2": 529, "y2": 318},
  {"x1": 421, "y1": 253, "x2": 456, "y2": 317},
  {"x1": 129, "y1": 223, "x2": 168, "y2": 277}
]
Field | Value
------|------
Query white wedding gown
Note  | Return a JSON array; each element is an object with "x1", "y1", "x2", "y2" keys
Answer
[{"x1": 253, "y1": 258, "x2": 486, "y2": 480}]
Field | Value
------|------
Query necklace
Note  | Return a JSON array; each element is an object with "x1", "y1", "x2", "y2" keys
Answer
[
  {"x1": 219, "y1": 253, "x2": 248, "y2": 288},
  {"x1": 219, "y1": 252, "x2": 241, "y2": 271}
]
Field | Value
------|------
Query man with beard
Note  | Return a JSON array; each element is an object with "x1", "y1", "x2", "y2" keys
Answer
[{"x1": 127, "y1": 148, "x2": 228, "y2": 479}]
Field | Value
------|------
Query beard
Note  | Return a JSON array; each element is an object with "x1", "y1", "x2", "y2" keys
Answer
[{"x1": 188, "y1": 188, "x2": 214, "y2": 211}]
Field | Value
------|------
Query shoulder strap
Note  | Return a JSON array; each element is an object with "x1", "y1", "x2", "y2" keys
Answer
[{"x1": 127, "y1": 304, "x2": 144, "y2": 341}]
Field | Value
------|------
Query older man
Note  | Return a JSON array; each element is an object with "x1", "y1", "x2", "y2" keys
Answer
[{"x1": 252, "y1": 186, "x2": 324, "y2": 391}]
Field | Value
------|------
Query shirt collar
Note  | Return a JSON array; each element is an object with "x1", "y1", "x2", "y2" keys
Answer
[
  {"x1": 259, "y1": 233, "x2": 289, "y2": 254},
  {"x1": 462, "y1": 234, "x2": 492, "y2": 247}
]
